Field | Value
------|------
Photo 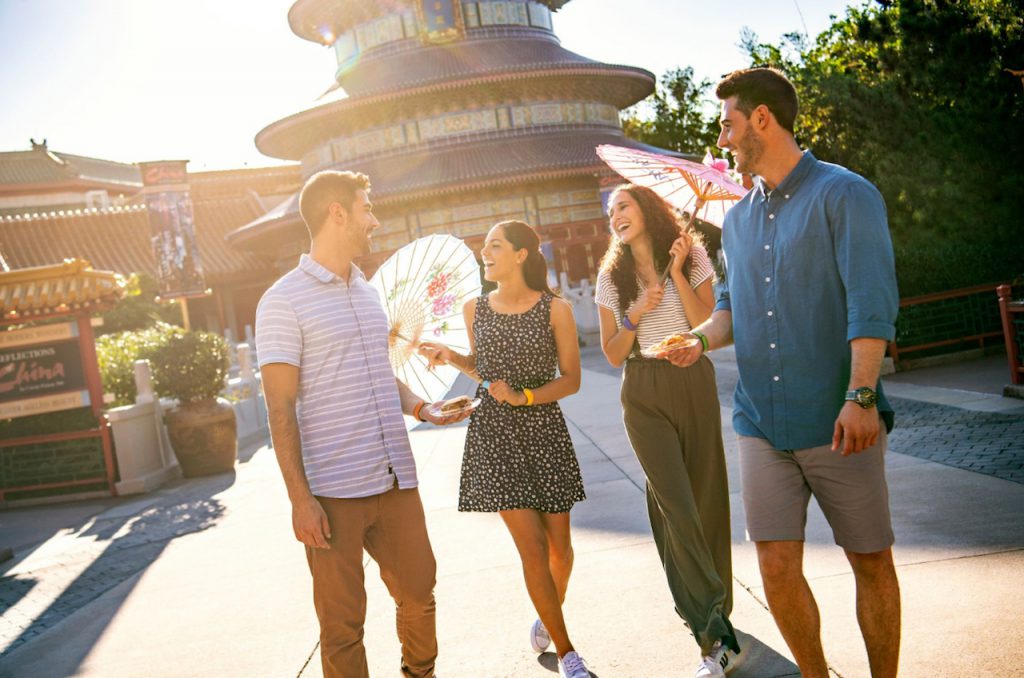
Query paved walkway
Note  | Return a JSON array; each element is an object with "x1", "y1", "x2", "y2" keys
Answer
[{"x1": 1, "y1": 348, "x2": 1022, "y2": 677}]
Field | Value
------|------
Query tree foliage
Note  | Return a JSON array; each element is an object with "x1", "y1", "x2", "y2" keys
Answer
[
  {"x1": 622, "y1": 66, "x2": 720, "y2": 156},
  {"x1": 98, "y1": 272, "x2": 183, "y2": 335},
  {"x1": 741, "y1": 0, "x2": 1024, "y2": 293}
]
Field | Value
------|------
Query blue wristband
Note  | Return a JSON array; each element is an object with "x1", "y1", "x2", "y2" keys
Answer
[{"x1": 622, "y1": 315, "x2": 638, "y2": 331}]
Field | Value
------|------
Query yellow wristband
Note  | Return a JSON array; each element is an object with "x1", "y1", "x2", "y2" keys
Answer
[{"x1": 522, "y1": 388, "x2": 534, "y2": 406}]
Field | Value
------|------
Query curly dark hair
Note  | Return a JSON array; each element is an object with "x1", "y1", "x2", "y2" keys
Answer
[{"x1": 598, "y1": 183, "x2": 696, "y2": 317}]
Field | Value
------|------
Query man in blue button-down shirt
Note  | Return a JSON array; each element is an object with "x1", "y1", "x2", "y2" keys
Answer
[{"x1": 667, "y1": 68, "x2": 901, "y2": 678}]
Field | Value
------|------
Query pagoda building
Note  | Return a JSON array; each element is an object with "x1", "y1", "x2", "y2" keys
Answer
[{"x1": 228, "y1": 0, "x2": 669, "y2": 282}]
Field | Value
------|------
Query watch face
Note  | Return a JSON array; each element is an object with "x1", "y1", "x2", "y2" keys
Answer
[{"x1": 856, "y1": 387, "x2": 878, "y2": 407}]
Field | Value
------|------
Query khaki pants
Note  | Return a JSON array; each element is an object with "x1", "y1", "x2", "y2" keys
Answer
[
  {"x1": 622, "y1": 356, "x2": 738, "y2": 653},
  {"x1": 307, "y1": 486, "x2": 437, "y2": 678}
]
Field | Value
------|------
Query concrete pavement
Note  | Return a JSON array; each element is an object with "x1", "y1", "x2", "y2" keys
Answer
[{"x1": 1, "y1": 348, "x2": 1022, "y2": 677}]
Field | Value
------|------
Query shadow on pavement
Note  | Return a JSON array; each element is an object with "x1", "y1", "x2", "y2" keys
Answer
[{"x1": 0, "y1": 470, "x2": 235, "y2": 672}]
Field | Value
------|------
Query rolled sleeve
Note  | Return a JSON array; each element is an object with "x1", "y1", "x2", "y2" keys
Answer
[
  {"x1": 829, "y1": 180, "x2": 898, "y2": 342},
  {"x1": 255, "y1": 292, "x2": 302, "y2": 368}
]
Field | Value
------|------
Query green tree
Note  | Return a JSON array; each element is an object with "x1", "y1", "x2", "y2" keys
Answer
[
  {"x1": 622, "y1": 66, "x2": 721, "y2": 156},
  {"x1": 98, "y1": 272, "x2": 183, "y2": 335},
  {"x1": 741, "y1": 0, "x2": 1024, "y2": 294}
]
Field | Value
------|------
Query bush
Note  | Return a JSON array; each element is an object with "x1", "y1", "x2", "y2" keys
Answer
[
  {"x1": 146, "y1": 330, "x2": 230, "y2": 405},
  {"x1": 96, "y1": 323, "x2": 184, "y2": 406},
  {"x1": 894, "y1": 238, "x2": 1024, "y2": 298}
]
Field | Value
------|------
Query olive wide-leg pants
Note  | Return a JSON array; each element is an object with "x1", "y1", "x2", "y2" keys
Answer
[{"x1": 621, "y1": 356, "x2": 738, "y2": 654}]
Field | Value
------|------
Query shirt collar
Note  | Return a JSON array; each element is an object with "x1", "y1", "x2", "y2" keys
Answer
[
  {"x1": 298, "y1": 253, "x2": 365, "y2": 284},
  {"x1": 755, "y1": 150, "x2": 818, "y2": 200}
]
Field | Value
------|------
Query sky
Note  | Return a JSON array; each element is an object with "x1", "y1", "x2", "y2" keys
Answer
[{"x1": 0, "y1": 0, "x2": 859, "y2": 171}]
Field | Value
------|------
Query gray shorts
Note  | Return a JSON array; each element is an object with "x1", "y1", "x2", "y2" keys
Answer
[{"x1": 738, "y1": 426, "x2": 894, "y2": 554}]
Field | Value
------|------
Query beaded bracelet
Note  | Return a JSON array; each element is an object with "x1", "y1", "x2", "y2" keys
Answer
[
  {"x1": 622, "y1": 314, "x2": 638, "y2": 332},
  {"x1": 412, "y1": 401, "x2": 426, "y2": 421}
]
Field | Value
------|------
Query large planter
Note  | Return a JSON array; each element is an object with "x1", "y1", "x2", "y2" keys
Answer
[{"x1": 164, "y1": 398, "x2": 238, "y2": 477}]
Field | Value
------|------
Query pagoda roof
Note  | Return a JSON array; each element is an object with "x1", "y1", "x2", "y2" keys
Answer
[
  {"x1": 288, "y1": 0, "x2": 572, "y2": 44},
  {"x1": 336, "y1": 33, "x2": 644, "y2": 99},
  {"x1": 0, "y1": 258, "x2": 125, "y2": 323},
  {"x1": 257, "y1": 43, "x2": 654, "y2": 158},
  {"x1": 0, "y1": 196, "x2": 269, "y2": 286},
  {"x1": 0, "y1": 143, "x2": 141, "y2": 195},
  {"x1": 229, "y1": 130, "x2": 672, "y2": 249}
]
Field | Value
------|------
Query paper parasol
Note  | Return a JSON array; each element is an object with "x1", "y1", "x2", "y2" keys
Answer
[
  {"x1": 597, "y1": 144, "x2": 749, "y2": 282},
  {"x1": 368, "y1": 234, "x2": 481, "y2": 419}
]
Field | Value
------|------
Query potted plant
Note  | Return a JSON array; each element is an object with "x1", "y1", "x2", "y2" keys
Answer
[{"x1": 147, "y1": 329, "x2": 236, "y2": 477}]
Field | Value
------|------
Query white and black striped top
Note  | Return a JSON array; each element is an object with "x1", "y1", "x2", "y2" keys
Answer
[
  {"x1": 255, "y1": 254, "x2": 417, "y2": 499},
  {"x1": 594, "y1": 244, "x2": 715, "y2": 353}
]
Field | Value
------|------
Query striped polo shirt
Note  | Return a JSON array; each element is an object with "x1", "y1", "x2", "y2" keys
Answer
[
  {"x1": 594, "y1": 244, "x2": 715, "y2": 353},
  {"x1": 255, "y1": 254, "x2": 417, "y2": 499}
]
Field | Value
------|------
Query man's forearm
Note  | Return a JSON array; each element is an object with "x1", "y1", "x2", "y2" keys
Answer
[
  {"x1": 267, "y1": 404, "x2": 313, "y2": 503},
  {"x1": 694, "y1": 309, "x2": 734, "y2": 351},
  {"x1": 848, "y1": 337, "x2": 888, "y2": 388},
  {"x1": 395, "y1": 379, "x2": 424, "y2": 415}
]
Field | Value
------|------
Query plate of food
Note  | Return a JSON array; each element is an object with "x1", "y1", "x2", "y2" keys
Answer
[
  {"x1": 425, "y1": 395, "x2": 482, "y2": 418},
  {"x1": 640, "y1": 334, "x2": 700, "y2": 359}
]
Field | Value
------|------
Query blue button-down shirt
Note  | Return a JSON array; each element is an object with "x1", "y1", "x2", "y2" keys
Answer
[{"x1": 715, "y1": 152, "x2": 898, "y2": 450}]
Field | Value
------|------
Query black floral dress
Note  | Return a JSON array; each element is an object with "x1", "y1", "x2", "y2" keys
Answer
[{"x1": 459, "y1": 293, "x2": 586, "y2": 513}]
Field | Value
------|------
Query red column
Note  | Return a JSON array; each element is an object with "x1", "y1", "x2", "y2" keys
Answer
[{"x1": 76, "y1": 313, "x2": 118, "y2": 495}]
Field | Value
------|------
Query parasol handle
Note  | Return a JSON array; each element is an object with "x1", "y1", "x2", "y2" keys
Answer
[{"x1": 658, "y1": 199, "x2": 703, "y2": 286}]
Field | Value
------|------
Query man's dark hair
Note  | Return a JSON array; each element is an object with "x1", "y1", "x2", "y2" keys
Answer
[
  {"x1": 298, "y1": 170, "x2": 371, "y2": 238},
  {"x1": 715, "y1": 67, "x2": 799, "y2": 134}
]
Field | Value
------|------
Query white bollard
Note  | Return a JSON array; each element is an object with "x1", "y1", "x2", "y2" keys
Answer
[
  {"x1": 237, "y1": 343, "x2": 255, "y2": 380},
  {"x1": 134, "y1": 359, "x2": 155, "y2": 404}
]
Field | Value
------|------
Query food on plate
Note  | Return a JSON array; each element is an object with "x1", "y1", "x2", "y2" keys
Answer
[
  {"x1": 647, "y1": 334, "x2": 699, "y2": 354},
  {"x1": 440, "y1": 395, "x2": 473, "y2": 413}
]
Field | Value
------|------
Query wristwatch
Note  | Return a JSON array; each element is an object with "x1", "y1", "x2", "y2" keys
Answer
[{"x1": 845, "y1": 386, "x2": 878, "y2": 409}]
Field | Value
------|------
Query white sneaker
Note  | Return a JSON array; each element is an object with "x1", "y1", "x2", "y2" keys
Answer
[
  {"x1": 530, "y1": 618, "x2": 551, "y2": 653},
  {"x1": 694, "y1": 640, "x2": 739, "y2": 677},
  {"x1": 558, "y1": 651, "x2": 590, "y2": 678}
]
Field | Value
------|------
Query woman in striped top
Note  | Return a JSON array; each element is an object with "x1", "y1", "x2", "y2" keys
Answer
[{"x1": 594, "y1": 184, "x2": 742, "y2": 678}]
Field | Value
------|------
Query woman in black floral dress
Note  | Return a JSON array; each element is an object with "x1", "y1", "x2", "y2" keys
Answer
[{"x1": 419, "y1": 220, "x2": 589, "y2": 678}]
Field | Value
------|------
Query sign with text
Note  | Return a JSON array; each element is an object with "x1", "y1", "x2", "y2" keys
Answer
[
  {"x1": 139, "y1": 160, "x2": 207, "y2": 300},
  {"x1": 0, "y1": 322, "x2": 90, "y2": 419},
  {"x1": 419, "y1": 0, "x2": 463, "y2": 43}
]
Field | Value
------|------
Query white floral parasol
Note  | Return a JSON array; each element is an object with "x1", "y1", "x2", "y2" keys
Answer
[{"x1": 368, "y1": 234, "x2": 481, "y2": 418}]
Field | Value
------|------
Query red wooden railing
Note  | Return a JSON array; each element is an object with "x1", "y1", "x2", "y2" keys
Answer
[
  {"x1": 998, "y1": 284, "x2": 1024, "y2": 385},
  {"x1": 889, "y1": 283, "x2": 1006, "y2": 366}
]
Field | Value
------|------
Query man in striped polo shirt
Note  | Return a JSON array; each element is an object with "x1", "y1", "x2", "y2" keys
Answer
[{"x1": 256, "y1": 170, "x2": 470, "y2": 678}]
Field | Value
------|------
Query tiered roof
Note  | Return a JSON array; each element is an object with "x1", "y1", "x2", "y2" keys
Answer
[
  {"x1": 0, "y1": 258, "x2": 125, "y2": 322},
  {"x1": 287, "y1": 1, "x2": 572, "y2": 44},
  {"x1": 0, "y1": 196, "x2": 269, "y2": 285},
  {"x1": 0, "y1": 143, "x2": 141, "y2": 196}
]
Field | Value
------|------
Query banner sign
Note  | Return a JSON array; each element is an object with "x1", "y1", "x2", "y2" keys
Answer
[
  {"x1": 0, "y1": 322, "x2": 90, "y2": 419},
  {"x1": 419, "y1": 0, "x2": 464, "y2": 44},
  {"x1": 139, "y1": 160, "x2": 207, "y2": 300}
]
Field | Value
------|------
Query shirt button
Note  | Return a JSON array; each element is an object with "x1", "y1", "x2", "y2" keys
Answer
[
  {"x1": 784, "y1": 194, "x2": 790, "y2": 199},
  {"x1": 768, "y1": 214, "x2": 775, "y2": 220},
  {"x1": 767, "y1": 310, "x2": 774, "y2": 317},
  {"x1": 773, "y1": 376, "x2": 780, "y2": 381},
  {"x1": 765, "y1": 277, "x2": 771, "y2": 283},
  {"x1": 770, "y1": 343, "x2": 776, "y2": 349},
  {"x1": 764, "y1": 245, "x2": 770, "y2": 250}
]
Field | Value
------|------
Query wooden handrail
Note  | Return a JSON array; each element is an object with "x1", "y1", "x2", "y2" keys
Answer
[{"x1": 899, "y1": 282, "x2": 1007, "y2": 308}]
